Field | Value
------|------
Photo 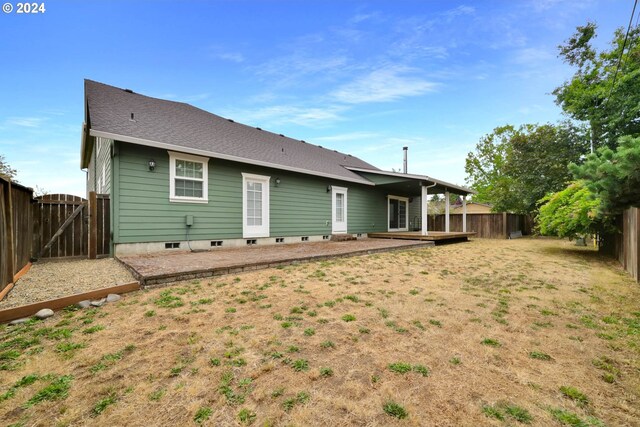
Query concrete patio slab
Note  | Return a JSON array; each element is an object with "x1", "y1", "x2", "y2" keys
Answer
[{"x1": 118, "y1": 238, "x2": 434, "y2": 286}]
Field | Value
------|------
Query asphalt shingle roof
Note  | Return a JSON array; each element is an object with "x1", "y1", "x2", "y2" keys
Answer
[{"x1": 85, "y1": 80, "x2": 378, "y2": 184}]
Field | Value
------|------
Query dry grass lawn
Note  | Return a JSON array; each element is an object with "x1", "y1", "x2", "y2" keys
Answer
[{"x1": 1, "y1": 238, "x2": 639, "y2": 426}]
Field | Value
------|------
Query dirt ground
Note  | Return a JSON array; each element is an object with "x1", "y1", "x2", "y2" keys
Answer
[
  {"x1": 0, "y1": 259, "x2": 135, "y2": 309},
  {"x1": 0, "y1": 238, "x2": 638, "y2": 426}
]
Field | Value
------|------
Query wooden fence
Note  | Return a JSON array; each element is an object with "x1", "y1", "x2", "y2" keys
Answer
[
  {"x1": 37, "y1": 194, "x2": 87, "y2": 259},
  {"x1": 0, "y1": 177, "x2": 37, "y2": 294},
  {"x1": 427, "y1": 213, "x2": 533, "y2": 239},
  {"x1": 601, "y1": 207, "x2": 639, "y2": 282},
  {"x1": 37, "y1": 193, "x2": 110, "y2": 259},
  {"x1": 1, "y1": 184, "x2": 111, "y2": 293}
]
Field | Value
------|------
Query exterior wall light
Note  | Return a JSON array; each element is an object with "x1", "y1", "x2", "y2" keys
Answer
[
  {"x1": 275, "y1": 177, "x2": 281, "y2": 187},
  {"x1": 327, "y1": 185, "x2": 332, "y2": 192},
  {"x1": 148, "y1": 159, "x2": 156, "y2": 171}
]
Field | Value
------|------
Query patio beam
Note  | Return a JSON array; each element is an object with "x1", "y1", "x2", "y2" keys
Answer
[
  {"x1": 445, "y1": 190, "x2": 450, "y2": 233},
  {"x1": 421, "y1": 185, "x2": 428, "y2": 236}
]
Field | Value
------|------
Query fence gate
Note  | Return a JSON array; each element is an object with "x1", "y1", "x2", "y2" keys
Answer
[{"x1": 36, "y1": 192, "x2": 110, "y2": 259}]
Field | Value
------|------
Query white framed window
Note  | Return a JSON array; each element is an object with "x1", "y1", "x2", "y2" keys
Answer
[
  {"x1": 331, "y1": 186, "x2": 348, "y2": 234},
  {"x1": 242, "y1": 173, "x2": 270, "y2": 238},
  {"x1": 169, "y1": 151, "x2": 209, "y2": 203}
]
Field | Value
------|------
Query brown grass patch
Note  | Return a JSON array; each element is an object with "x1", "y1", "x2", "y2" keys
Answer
[{"x1": 1, "y1": 238, "x2": 639, "y2": 426}]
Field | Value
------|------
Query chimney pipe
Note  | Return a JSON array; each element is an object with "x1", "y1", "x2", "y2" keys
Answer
[{"x1": 403, "y1": 146, "x2": 408, "y2": 174}]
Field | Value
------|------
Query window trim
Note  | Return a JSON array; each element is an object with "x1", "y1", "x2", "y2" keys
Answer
[
  {"x1": 242, "y1": 172, "x2": 270, "y2": 238},
  {"x1": 169, "y1": 151, "x2": 209, "y2": 204}
]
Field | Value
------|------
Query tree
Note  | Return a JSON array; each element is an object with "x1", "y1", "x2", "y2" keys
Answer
[
  {"x1": 553, "y1": 23, "x2": 640, "y2": 150},
  {"x1": 537, "y1": 181, "x2": 602, "y2": 238},
  {"x1": 465, "y1": 123, "x2": 589, "y2": 214},
  {"x1": 538, "y1": 136, "x2": 639, "y2": 238},
  {"x1": 570, "y1": 135, "x2": 640, "y2": 214},
  {"x1": 0, "y1": 154, "x2": 17, "y2": 180},
  {"x1": 465, "y1": 125, "x2": 519, "y2": 212}
]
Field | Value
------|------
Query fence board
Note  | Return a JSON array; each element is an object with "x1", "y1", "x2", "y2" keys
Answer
[
  {"x1": 37, "y1": 194, "x2": 87, "y2": 258},
  {"x1": 427, "y1": 213, "x2": 531, "y2": 239},
  {"x1": 12, "y1": 183, "x2": 33, "y2": 270},
  {"x1": 35, "y1": 193, "x2": 110, "y2": 259},
  {"x1": 0, "y1": 177, "x2": 35, "y2": 293},
  {"x1": 0, "y1": 180, "x2": 9, "y2": 292}
]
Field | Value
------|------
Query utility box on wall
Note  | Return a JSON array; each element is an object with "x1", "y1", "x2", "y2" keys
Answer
[{"x1": 185, "y1": 215, "x2": 194, "y2": 227}]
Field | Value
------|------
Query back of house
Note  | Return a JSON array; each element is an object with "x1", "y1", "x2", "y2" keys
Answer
[{"x1": 80, "y1": 80, "x2": 472, "y2": 256}]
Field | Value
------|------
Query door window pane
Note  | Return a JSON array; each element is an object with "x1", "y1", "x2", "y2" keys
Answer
[
  {"x1": 398, "y1": 201, "x2": 407, "y2": 228},
  {"x1": 389, "y1": 199, "x2": 399, "y2": 229},
  {"x1": 335, "y1": 193, "x2": 344, "y2": 222},
  {"x1": 247, "y1": 180, "x2": 263, "y2": 227}
]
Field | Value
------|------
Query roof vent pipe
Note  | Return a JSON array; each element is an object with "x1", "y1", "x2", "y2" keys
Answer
[{"x1": 403, "y1": 146, "x2": 408, "y2": 174}]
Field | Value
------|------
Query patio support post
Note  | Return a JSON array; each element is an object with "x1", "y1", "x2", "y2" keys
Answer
[
  {"x1": 462, "y1": 195, "x2": 467, "y2": 232},
  {"x1": 445, "y1": 190, "x2": 450, "y2": 233},
  {"x1": 421, "y1": 184, "x2": 428, "y2": 236}
]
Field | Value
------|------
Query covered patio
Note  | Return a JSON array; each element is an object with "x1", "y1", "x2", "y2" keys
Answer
[{"x1": 346, "y1": 167, "x2": 476, "y2": 240}]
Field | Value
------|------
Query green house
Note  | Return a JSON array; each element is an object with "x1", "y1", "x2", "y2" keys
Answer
[{"x1": 80, "y1": 80, "x2": 473, "y2": 256}]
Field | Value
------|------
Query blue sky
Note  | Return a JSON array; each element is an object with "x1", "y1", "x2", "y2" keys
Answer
[{"x1": 0, "y1": 0, "x2": 633, "y2": 197}]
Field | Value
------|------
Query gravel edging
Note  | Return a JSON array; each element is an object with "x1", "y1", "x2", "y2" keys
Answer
[{"x1": 0, "y1": 258, "x2": 135, "y2": 309}]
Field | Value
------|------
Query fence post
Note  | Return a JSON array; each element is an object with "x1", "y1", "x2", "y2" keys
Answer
[
  {"x1": 31, "y1": 198, "x2": 40, "y2": 260},
  {"x1": 89, "y1": 191, "x2": 97, "y2": 259}
]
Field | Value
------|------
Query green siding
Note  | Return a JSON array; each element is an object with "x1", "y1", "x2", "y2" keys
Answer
[
  {"x1": 347, "y1": 185, "x2": 388, "y2": 233},
  {"x1": 409, "y1": 197, "x2": 422, "y2": 230},
  {"x1": 87, "y1": 137, "x2": 113, "y2": 195},
  {"x1": 114, "y1": 143, "x2": 390, "y2": 244}
]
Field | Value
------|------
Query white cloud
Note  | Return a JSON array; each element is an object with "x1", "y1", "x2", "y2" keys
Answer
[
  {"x1": 314, "y1": 131, "x2": 380, "y2": 142},
  {"x1": 225, "y1": 104, "x2": 347, "y2": 128},
  {"x1": 349, "y1": 12, "x2": 381, "y2": 24},
  {"x1": 5, "y1": 117, "x2": 47, "y2": 128},
  {"x1": 512, "y1": 47, "x2": 554, "y2": 65},
  {"x1": 255, "y1": 54, "x2": 350, "y2": 86},
  {"x1": 216, "y1": 52, "x2": 245, "y2": 63},
  {"x1": 443, "y1": 5, "x2": 476, "y2": 19},
  {"x1": 331, "y1": 65, "x2": 437, "y2": 104}
]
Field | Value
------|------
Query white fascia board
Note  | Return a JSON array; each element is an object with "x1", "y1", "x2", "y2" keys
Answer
[
  {"x1": 345, "y1": 166, "x2": 475, "y2": 194},
  {"x1": 89, "y1": 129, "x2": 375, "y2": 186}
]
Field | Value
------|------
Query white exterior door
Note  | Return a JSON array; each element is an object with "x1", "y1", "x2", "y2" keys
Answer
[
  {"x1": 242, "y1": 173, "x2": 270, "y2": 238},
  {"x1": 332, "y1": 186, "x2": 348, "y2": 234},
  {"x1": 388, "y1": 196, "x2": 409, "y2": 231}
]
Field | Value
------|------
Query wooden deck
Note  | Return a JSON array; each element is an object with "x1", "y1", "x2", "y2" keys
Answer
[{"x1": 367, "y1": 231, "x2": 476, "y2": 242}]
